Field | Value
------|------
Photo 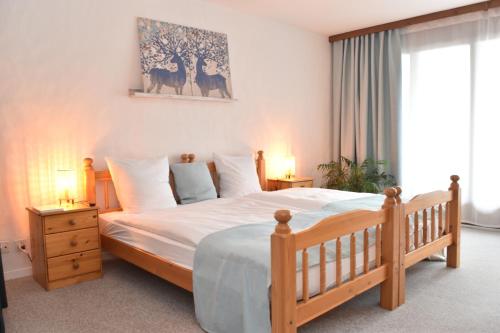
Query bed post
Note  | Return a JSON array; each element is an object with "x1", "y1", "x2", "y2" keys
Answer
[
  {"x1": 394, "y1": 186, "x2": 405, "y2": 306},
  {"x1": 257, "y1": 150, "x2": 267, "y2": 190},
  {"x1": 380, "y1": 188, "x2": 400, "y2": 310},
  {"x1": 83, "y1": 158, "x2": 96, "y2": 206},
  {"x1": 447, "y1": 175, "x2": 461, "y2": 268},
  {"x1": 271, "y1": 210, "x2": 297, "y2": 333}
]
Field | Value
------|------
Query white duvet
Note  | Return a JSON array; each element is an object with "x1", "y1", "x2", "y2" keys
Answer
[
  {"x1": 100, "y1": 187, "x2": 373, "y2": 249},
  {"x1": 100, "y1": 188, "x2": 381, "y2": 300}
]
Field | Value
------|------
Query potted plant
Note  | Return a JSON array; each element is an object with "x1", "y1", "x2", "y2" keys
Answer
[{"x1": 317, "y1": 156, "x2": 396, "y2": 193}]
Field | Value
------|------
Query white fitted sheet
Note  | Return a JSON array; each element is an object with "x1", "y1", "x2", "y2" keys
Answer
[{"x1": 99, "y1": 188, "x2": 377, "y2": 298}]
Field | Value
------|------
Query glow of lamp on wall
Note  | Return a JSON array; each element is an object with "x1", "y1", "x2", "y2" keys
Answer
[
  {"x1": 283, "y1": 155, "x2": 296, "y2": 179},
  {"x1": 56, "y1": 169, "x2": 76, "y2": 207}
]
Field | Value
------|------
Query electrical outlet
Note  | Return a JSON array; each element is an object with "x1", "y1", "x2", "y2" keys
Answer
[
  {"x1": 0, "y1": 241, "x2": 9, "y2": 254},
  {"x1": 15, "y1": 239, "x2": 28, "y2": 252}
]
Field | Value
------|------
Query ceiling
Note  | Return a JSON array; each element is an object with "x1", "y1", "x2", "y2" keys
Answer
[{"x1": 206, "y1": 0, "x2": 484, "y2": 36}]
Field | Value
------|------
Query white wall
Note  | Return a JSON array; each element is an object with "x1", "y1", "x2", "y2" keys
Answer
[{"x1": 0, "y1": 0, "x2": 331, "y2": 278}]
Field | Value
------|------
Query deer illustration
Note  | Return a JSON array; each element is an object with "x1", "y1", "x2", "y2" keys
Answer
[
  {"x1": 147, "y1": 52, "x2": 187, "y2": 95},
  {"x1": 195, "y1": 55, "x2": 231, "y2": 98}
]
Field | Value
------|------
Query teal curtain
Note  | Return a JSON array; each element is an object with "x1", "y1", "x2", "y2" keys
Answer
[{"x1": 332, "y1": 30, "x2": 401, "y2": 180}]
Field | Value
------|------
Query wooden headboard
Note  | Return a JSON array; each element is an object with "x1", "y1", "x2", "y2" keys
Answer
[{"x1": 83, "y1": 151, "x2": 266, "y2": 213}]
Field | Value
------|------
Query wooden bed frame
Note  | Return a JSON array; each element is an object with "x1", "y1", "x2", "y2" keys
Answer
[
  {"x1": 83, "y1": 152, "x2": 461, "y2": 333},
  {"x1": 396, "y1": 176, "x2": 461, "y2": 305}
]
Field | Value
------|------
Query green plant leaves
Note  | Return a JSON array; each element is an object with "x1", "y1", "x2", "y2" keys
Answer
[{"x1": 317, "y1": 157, "x2": 396, "y2": 194}]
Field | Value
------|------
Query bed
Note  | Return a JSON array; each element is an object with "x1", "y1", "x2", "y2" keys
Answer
[{"x1": 82, "y1": 152, "x2": 461, "y2": 333}]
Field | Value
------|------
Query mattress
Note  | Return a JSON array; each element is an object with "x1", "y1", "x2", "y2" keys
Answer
[
  {"x1": 100, "y1": 188, "x2": 379, "y2": 298},
  {"x1": 100, "y1": 188, "x2": 374, "y2": 269}
]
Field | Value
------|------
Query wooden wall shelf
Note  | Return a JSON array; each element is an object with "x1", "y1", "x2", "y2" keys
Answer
[{"x1": 128, "y1": 89, "x2": 237, "y2": 102}]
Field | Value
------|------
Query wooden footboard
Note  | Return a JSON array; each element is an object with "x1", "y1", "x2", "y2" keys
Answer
[
  {"x1": 271, "y1": 188, "x2": 401, "y2": 333},
  {"x1": 398, "y1": 175, "x2": 461, "y2": 305}
]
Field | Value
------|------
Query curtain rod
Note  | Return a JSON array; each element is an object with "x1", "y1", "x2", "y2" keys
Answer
[{"x1": 329, "y1": 0, "x2": 500, "y2": 42}]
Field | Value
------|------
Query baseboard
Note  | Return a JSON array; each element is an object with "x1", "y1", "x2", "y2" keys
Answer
[{"x1": 4, "y1": 266, "x2": 32, "y2": 281}]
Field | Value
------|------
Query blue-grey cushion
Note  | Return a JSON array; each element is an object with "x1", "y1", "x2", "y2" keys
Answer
[{"x1": 170, "y1": 162, "x2": 217, "y2": 204}]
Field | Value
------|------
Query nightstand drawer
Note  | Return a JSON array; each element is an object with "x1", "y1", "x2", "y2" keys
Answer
[
  {"x1": 291, "y1": 181, "x2": 313, "y2": 188},
  {"x1": 44, "y1": 210, "x2": 98, "y2": 234},
  {"x1": 45, "y1": 228, "x2": 99, "y2": 258},
  {"x1": 47, "y1": 250, "x2": 101, "y2": 281}
]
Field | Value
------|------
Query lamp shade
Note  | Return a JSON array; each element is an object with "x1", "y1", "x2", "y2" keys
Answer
[
  {"x1": 56, "y1": 169, "x2": 76, "y2": 204},
  {"x1": 284, "y1": 155, "x2": 296, "y2": 179}
]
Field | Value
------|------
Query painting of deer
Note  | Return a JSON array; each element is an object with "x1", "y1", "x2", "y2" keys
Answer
[
  {"x1": 195, "y1": 55, "x2": 231, "y2": 98},
  {"x1": 138, "y1": 17, "x2": 233, "y2": 99},
  {"x1": 147, "y1": 52, "x2": 186, "y2": 94}
]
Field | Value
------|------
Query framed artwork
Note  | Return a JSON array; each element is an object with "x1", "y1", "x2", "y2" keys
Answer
[{"x1": 137, "y1": 17, "x2": 233, "y2": 99}]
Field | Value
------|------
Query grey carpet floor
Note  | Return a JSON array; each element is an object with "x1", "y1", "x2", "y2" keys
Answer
[{"x1": 4, "y1": 227, "x2": 500, "y2": 333}]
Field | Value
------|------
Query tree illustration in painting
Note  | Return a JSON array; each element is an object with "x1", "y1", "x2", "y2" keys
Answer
[
  {"x1": 137, "y1": 17, "x2": 232, "y2": 98},
  {"x1": 188, "y1": 28, "x2": 232, "y2": 98}
]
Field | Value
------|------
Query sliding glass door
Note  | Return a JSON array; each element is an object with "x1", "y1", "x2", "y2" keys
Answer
[{"x1": 400, "y1": 13, "x2": 500, "y2": 227}]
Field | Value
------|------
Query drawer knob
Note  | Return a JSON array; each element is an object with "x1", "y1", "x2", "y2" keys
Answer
[
  {"x1": 69, "y1": 219, "x2": 76, "y2": 226},
  {"x1": 70, "y1": 238, "x2": 78, "y2": 247},
  {"x1": 72, "y1": 259, "x2": 80, "y2": 269}
]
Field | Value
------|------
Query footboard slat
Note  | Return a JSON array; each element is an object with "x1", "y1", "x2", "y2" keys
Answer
[
  {"x1": 350, "y1": 233, "x2": 356, "y2": 281},
  {"x1": 438, "y1": 204, "x2": 444, "y2": 236},
  {"x1": 336, "y1": 238, "x2": 342, "y2": 287},
  {"x1": 375, "y1": 225, "x2": 381, "y2": 267},
  {"x1": 363, "y1": 229, "x2": 369, "y2": 274},
  {"x1": 444, "y1": 202, "x2": 450, "y2": 235},
  {"x1": 422, "y1": 209, "x2": 428, "y2": 245},
  {"x1": 302, "y1": 249, "x2": 309, "y2": 303},
  {"x1": 413, "y1": 212, "x2": 419, "y2": 250},
  {"x1": 431, "y1": 207, "x2": 436, "y2": 241},
  {"x1": 320, "y1": 243, "x2": 326, "y2": 294},
  {"x1": 405, "y1": 216, "x2": 410, "y2": 253}
]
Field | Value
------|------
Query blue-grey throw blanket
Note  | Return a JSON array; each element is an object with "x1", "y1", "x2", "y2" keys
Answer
[{"x1": 193, "y1": 196, "x2": 385, "y2": 333}]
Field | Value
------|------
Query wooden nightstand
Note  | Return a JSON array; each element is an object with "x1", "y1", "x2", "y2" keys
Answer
[
  {"x1": 27, "y1": 204, "x2": 102, "y2": 290},
  {"x1": 267, "y1": 177, "x2": 314, "y2": 191}
]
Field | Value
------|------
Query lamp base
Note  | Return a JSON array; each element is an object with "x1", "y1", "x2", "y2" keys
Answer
[{"x1": 59, "y1": 198, "x2": 75, "y2": 208}]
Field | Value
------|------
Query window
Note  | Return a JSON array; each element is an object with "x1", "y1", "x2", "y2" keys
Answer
[{"x1": 401, "y1": 33, "x2": 500, "y2": 227}]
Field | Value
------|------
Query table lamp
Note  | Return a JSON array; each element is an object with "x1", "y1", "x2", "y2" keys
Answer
[
  {"x1": 284, "y1": 155, "x2": 296, "y2": 179},
  {"x1": 56, "y1": 169, "x2": 76, "y2": 207}
]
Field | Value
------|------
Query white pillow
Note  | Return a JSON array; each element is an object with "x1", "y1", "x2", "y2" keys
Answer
[
  {"x1": 105, "y1": 156, "x2": 177, "y2": 213},
  {"x1": 213, "y1": 153, "x2": 262, "y2": 198}
]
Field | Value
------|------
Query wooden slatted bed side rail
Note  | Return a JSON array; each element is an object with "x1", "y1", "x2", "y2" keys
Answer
[
  {"x1": 271, "y1": 188, "x2": 401, "y2": 333},
  {"x1": 398, "y1": 175, "x2": 461, "y2": 305}
]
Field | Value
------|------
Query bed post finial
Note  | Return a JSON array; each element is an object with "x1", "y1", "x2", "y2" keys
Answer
[
  {"x1": 382, "y1": 188, "x2": 397, "y2": 208},
  {"x1": 380, "y1": 187, "x2": 400, "y2": 310},
  {"x1": 83, "y1": 157, "x2": 96, "y2": 206},
  {"x1": 256, "y1": 150, "x2": 266, "y2": 191},
  {"x1": 447, "y1": 175, "x2": 461, "y2": 268},
  {"x1": 394, "y1": 186, "x2": 402, "y2": 204},
  {"x1": 271, "y1": 209, "x2": 297, "y2": 332},
  {"x1": 274, "y1": 210, "x2": 292, "y2": 234},
  {"x1": 83, "y1": 157, "x2": 93, "y2": 167}
]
